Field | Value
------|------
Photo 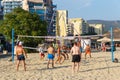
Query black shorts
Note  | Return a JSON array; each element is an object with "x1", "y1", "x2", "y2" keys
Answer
[
  {"x1": 72, "y1": 55, "x2": 81, "y2": 62},
  {"x1": 17, "y1": 54, "x2": 25, "y2": 60}
]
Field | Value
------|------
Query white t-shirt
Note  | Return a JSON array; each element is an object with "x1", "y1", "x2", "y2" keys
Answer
[{"x1": 39, "y1": 47, "x2": 44, "y2": 53}]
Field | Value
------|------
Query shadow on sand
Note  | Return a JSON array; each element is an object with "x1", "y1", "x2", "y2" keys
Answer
[
  {"x1": 80, "y1": 65, "x2": 120, "y2": 73},
  {"x1": 37, "y1": 65, "x2": 71, "y2": 71}
]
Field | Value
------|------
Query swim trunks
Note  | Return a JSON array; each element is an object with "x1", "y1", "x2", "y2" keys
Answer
[
  {"x1": 17, "y1": 54, "x2": 25, "y2": 60},
  {"x1": 85, "y1": 50, "x2": 91, "y2": 54},
  {"x1": 40, "y1": 53, "x2": 45, "y2": 57},
  {"x1": 47, "y1": 54, "x2": 54, "y2": 60},
  {"x1": 72, "y1": 55, "x2": 81, "y2": 62}
]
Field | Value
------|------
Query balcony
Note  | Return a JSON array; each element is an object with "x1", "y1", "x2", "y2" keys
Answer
[{"x1": 34, "y1": 6, "x2": 43, "y2": 9}]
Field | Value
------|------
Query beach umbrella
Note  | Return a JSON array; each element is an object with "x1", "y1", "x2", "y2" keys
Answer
[{"x1": 97, "y1": 37, "x2": 111, "y2": 42}]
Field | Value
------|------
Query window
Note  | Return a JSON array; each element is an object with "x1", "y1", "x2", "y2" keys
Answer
[
  {"x1": 36, "y1": 9, "x2": 45, "y2": 14},
  {"x1": 28, "y1": 2, "x2": 34, "y2": 8},
  {"x1": 29, "y1": 9, "x2": 35, "y2": 13},
  {"x1": 34, "y1": 3, "x2": 42, "y2": 6},
  {"x1": 40, "y1": 16, "x2": 44, "y2": 20}
]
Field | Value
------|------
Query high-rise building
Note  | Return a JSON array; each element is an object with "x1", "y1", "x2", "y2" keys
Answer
[
  {"x1": 22, "y1": 0, "x2": 57, "y2": 36},
  {"x1": 2, "y1": 0, "x2": 23, "y2": 15},
  {"x1": 45, "y1": 0, "x2": 57, "y2": 36},
  {"x1": 56, "y1": 10, "x2": 68, "y2": 37},
  {"x1": 0, "y1": 1, "x2": 3, "y2": 19},
  {"x1": 2, "y1": 0, "x2": 56, "y2": 36},
  {"x1": 67, "y1": 22, "x2": 74, "y2": 36},
  {"x1": 89, "y1": 24, "x2": 104, "y2": 35},
  {"x1": 69, "y1": 18, "x2": 88, "y2": 36}
]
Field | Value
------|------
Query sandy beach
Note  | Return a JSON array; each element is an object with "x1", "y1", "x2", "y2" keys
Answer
[{"x1": 0, "y1": 48, "x2": 120, "y2": 80}]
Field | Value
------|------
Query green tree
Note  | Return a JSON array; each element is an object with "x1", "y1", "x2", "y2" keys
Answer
[{"x1": 0, "y1": 7, "x2": 47, "y2": 52}]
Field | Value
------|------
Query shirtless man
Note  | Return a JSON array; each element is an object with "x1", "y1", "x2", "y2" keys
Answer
[
  {"x1": 16, "y1": 41, "x2": 27, "y2": 71},
  {"x1": 47, "y1": 44, "x2": 55, "y2": 68},
  {"x1": 70, "y1": 42, "x2": 81, "y2": 73}
]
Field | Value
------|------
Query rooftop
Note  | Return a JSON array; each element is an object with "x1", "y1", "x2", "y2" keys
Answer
[{"x1": 28, "y1": 0, "x2": 43, "y2": 3}]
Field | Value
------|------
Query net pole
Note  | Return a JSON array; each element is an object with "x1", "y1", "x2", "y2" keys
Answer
[
  {"x1": 111, "y1": 27, "x2": 114, "y2": 62},
  {"x1": 12, "y1": 28, "x2": 14, "y2": 62}
]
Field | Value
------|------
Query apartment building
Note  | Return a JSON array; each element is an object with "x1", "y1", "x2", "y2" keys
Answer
[
  {"x1": 0, "y1": 1, "x2": 3, "y2": 19},
  {"x1": 67, "y1": 22, "x2": 74, "y2": 36},
  {"x1": 2, "y1": 0, "x2": 23, "y2": 15},
  {"x1": 56, "y1": 10, "x2": 68, "y2": 37},
  {"x1": 23, "y1": 0, "x2": 56, "y2": 36},
  {"x1": 89, "y1": 24, "x2": 104, "y2": 35},
  {"x1": 69, "y1": 18, "x2": 89, "y2": 36},
  {"x1": 2, "y1": 0, "x2": 56, "y2": 36}
]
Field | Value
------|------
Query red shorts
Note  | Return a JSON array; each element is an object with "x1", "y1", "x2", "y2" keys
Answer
[
  {"x1": 85, "y1": 50, "x2": 91, "y2": 54},
  {"x1": 40, "y1": 53, "x2": 45, "y2": 57}
]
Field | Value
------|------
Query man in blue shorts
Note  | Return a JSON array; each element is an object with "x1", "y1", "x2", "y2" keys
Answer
[{"x1": 47, "y1": 44, "x2": 55, "y2": 68}]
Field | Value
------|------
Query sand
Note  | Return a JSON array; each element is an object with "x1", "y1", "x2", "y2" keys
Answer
[{"x1": 0, "y1": 48, "x2": 120, "y2": 80}]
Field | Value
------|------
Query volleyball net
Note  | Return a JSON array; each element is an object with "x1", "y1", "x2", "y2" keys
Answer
[{"x1": 16, "y1": 35, "x2": 102, "y2": 51}]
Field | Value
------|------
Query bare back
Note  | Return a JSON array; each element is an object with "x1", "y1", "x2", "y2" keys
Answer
[
  {"x1": 71, "y1": 46, "x2": 80, "y2": 55},
  {"x1": 47, "y1": 47, "x2": 54, "y2": 54}
]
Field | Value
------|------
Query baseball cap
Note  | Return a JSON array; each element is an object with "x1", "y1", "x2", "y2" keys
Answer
[{"x1": 18, "y1": 41, "x2": 22, "y2": 46}]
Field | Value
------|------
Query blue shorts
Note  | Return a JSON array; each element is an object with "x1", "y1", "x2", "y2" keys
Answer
[{"x1": 47, "y1": 54, "x2": 54, "y2": 60}]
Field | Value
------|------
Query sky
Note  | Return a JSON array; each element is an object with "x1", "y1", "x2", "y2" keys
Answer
[{"x1": 53, "y1": 0, "x2": 120, "y2": 20}]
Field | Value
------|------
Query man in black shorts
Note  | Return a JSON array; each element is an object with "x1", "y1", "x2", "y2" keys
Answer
[
  {"x1": 16, "y1": 41, "x2": 27, "y2": 71},
  {"x1": 70, "y1": 42, "x2": 81, "y2": 73}
]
